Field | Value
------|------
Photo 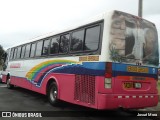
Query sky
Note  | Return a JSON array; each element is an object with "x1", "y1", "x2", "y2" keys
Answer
[{"x1": 0, "y1": 0, "x2": 160, "y2": 50}]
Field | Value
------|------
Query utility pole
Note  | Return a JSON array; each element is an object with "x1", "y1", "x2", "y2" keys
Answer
[{"x1": 138, "y1": 0, "x2": 143, "y2": 17}]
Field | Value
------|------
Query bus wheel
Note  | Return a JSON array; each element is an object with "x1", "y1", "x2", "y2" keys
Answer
[
  {"x1": 6, "y1": 79, "x2": 14, "y2": 89},
  {"x1": 48, "y1": 82, "x2": 59, "y2": 106}
]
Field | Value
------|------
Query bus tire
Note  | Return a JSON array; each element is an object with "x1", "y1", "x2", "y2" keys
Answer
[
  {"x1": 47, "y1": 82, "x2": 59, "y2": 106},
  {"x1": 6, "y1": 79, "x2": 14, "y2": 89}
]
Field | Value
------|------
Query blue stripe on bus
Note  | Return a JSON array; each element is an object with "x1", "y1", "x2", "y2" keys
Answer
[
  {"x1": 10, "y1": 62, "x2": 158, "y2": 88},
  {"x1": 112, "y1": 63, "x2": 158, "y2": 75},
  {"x1": 36, "y1": 62, "x2": 106, "y2": 86},
  {"x1": 113, "y1": 71, "x2": 157, "y2": 79},
  {"x1": 49, "y1": 62, "x2": 106, "y2": 76},
  {"x1": 82, "y1": 62, "x2": 106, "y2": 70}
]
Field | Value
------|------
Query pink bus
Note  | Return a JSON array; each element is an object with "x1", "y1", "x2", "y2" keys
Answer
[{"x1": 2, "y1": 10, "x2": 159, "y2": 109}]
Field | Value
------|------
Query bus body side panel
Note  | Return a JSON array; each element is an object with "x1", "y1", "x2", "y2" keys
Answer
[
  {"x1": 10, "y1": 76, "x2": 32, "y2": 90},
  {"x1": 50, "y1": 74, "x2": 75, "y2": 102},
  {"x1": 39, "y1": 73, "x2": 99, "y2": 109},
  {"x1": 20, "y1": 60, "x2": 103, "y2": 109},
  {"x1": 40, "y1": 73, "x2": 75, "y2": 99}
]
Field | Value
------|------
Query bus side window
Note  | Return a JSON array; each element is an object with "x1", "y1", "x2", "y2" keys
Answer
[
  {"x1": 84, "y1": 26, "x2": 100, "y2": 51},
  {"x1": 35, "y1": 40, "x2": 43, "y2": 56},
  {"x1": 24, "y1": 44, "x2": 31, "y2": 58},
  {"x1": 30, "y1": 43, "x2": 36, "y2": 57},
  {"x1": 71, "y1": 29, "x2": 84, "y2": 52},
  {"x1": 10, "y1": 48, "x2": 14, "y2": 60},
  {"x1": 50, "y1": 36, "x2": 60, "y2": 55},
  {"x1": 21, "y1": 45, "x2": 26, "y2": 59},
  {"x1": 13, "y1": 48, "x2": 18, "y2": 59},
  {"x1": 59, "y1": 34, "x2": 70, "y2": 53},
  {"x1": 42, "y1": 39, "x2": 50, "y2": 56},
  {"x1": 16, "y1": 46, "x2": 22, "y2": 59}
]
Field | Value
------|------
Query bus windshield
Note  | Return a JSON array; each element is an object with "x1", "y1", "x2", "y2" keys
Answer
[{"x1": 109, "y1": 11, "x2": 159, "y2": 67}]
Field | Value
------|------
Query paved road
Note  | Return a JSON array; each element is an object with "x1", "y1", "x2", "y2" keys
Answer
[{"x1": 0, "y1": 83, "x2": 158, "y2": 120}]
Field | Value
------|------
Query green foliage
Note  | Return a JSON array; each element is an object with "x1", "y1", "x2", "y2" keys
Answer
[
  {"x1": 0, "y1": 45, "x2": 5, "y2": 67},
  {"x1": 110, "y1": 46, "x2": 124, "y2": 62}
]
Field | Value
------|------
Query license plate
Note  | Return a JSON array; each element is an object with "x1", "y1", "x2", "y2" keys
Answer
[
  {"x1": 127, "y1": 66, "x2": 149, "y2": 73},
  {"x1": 124, "y1": 82, "x2": 133, "y2": 89}
]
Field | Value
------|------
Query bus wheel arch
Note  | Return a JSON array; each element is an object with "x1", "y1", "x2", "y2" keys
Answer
[{"x1": 46, "y1": 78, "x2": 60, "y2": 106}]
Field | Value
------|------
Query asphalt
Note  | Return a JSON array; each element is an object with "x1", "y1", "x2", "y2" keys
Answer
[{"x1": 143, "y1": 102, "x2": 160, "y2": 111}]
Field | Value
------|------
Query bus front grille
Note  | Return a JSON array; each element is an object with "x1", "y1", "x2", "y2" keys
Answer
[{"x1": 74, "y1": 75, "x2": 95, "y2": 105}]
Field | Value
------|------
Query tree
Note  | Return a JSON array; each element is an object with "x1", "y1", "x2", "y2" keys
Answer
[{"x1": 0, "y1": 45, "x2": 5, "y2": 70}]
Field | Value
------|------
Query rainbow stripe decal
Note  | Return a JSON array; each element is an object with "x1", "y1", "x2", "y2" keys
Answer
[
  {"x1": 26, "y1": 59, "x2": 77, "y2": 81},
  {"x1": 25, "y1": 59, "x2": 105, "y2": 87}
]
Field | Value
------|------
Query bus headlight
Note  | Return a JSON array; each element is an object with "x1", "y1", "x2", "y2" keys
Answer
[{"x1": 105, "y1": 78, "x2": 112, "y2": 88}]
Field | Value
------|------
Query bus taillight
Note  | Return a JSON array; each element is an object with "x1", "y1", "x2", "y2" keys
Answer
[{"x1": 105, "y1": 62, "x2": 112, "y2": 88}]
